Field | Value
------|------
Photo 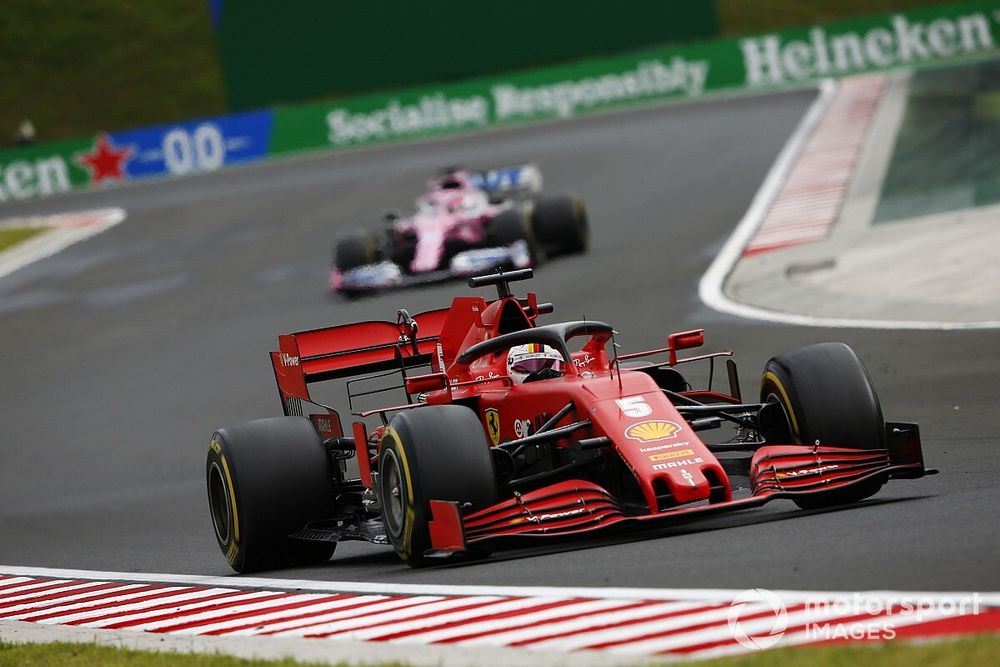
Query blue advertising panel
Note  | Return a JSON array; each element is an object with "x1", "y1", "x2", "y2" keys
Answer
[{"x1": 108, "y1": 110, "x2": 273, "y2": 181}]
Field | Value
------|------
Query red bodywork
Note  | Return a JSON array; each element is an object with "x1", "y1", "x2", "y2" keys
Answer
[{"x1": 271, "y1": 277, "x2": 930, "y2": 558}]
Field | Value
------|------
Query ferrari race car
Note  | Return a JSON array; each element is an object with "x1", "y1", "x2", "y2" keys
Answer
[
  {"x1": 207, "y1": 269, "x2": 934, "y2": 572},
  {"x1": 329, "y1": 164, "x2": 588, "y2": 296}
]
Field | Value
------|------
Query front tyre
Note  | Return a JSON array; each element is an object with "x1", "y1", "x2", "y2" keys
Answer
[
  {"x1": 207, "y1": 417, "x2": 337, "y2": 573},
  {"x1": 488, "y1": 208, "x2": 543, "y2": 265},
  {"x1": 334, "y1": 230, "x2": 381, "y2": 272},
  {"x1": 378, "y1": 406, "x2": 498, "y2": 567},
  {"x1": 760, "y1": 342, "x2": 887, "y2": 510},
  {"x1": 532, "y1": 194, "x2": 589, "y2": 256}
]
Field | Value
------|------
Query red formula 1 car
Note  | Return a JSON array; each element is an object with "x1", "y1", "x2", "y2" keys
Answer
[
  {"x1": 329, "y1": 165, "x2": 588, "y2": 296},
  {"x1": 206, "y1": 269, "x2": 933, "y2": 571}
]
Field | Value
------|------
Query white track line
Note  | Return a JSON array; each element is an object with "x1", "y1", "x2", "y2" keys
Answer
[
  {"x1": 230, "y1": 595, "x2": 446, "y2": 637},
  {"x1": 527, "y1": 603, "x2": 761, "y2": 652},
  {"x1": 291, "y1": 596, "x2": 516, "y2": 640},
  {"x1": 697, "y1": 80, "x2": 1000, "y2": 330},
  {"x1": 174, "y1": 594, "x2": 405, "y2": 637},
  {"x1": 0, "y1": 579, "x2": 82, "y2": 600},
  {"x1": 272, "y1": 596, "x2": 536, "y2": 639},
  {"x1": 381, "y1": 598, "x2": 614, "y2": 644},
  {"x1": 0, "y1": 208, "x2": 126, "y2": 280},
  {"x1": 360, "y1": 600, "x2": 649, "y2": 646},
  {"x1": 0, "y1": 583, "x2": 147, "y2": 615},
  {"x1": 455, "y1": 600, "x2": 710, "y2": 647},
  {"x1": 199, "y1": 595, "x2": 474, "y2": 638},
  {"x1": 76, "y1": 590, "x2": 273, "y2": 629},
  {"x1": 18, "y1": 587, "x2": 229, "y2": 625},
  {"x1": 2, "y1": 565, "x2": 997, "y2": 606},
  {"x1": 137, "y1": 593, "x2": 337, "y2": 633}
]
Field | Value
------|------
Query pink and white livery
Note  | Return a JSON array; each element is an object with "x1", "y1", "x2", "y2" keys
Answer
[{"x1": 330, "y1": 164, "x2": 589, "y2": 296}]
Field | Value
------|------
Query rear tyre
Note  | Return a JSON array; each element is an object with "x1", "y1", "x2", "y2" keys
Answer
[
  {"x1": 532, "y1": 194, "x2": 589, "y2": 256},
  {"x1": 488, "y1": 208, "x2": 543, "y2": 265},
  {"x1": 207, "y1": 417, "x2": 337, "y2": 573},
  {"x1": 760, "y1": 342, "x2": 887, "y2": 510},
  {"x1": 334, "y1": 231, "x2": 381, "y2": 271},
  {"x1": 378, "y1": 406, "x2": 499, "y2": 567}
]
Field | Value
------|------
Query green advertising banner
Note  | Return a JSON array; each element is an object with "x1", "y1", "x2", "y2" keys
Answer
[
  {"x1": 269, "y1": 43, "x2": 739, "y2": 155},
  {"x1": 217, "y1": 1, "x2": 719, "y2": 111},
  {"x1": 269, "y1": 1, "x2": 1000, "y2": 155},
  {"x1": 3, "y1": 2, "x2": 1000, "y2": 203},
  {"x1": 0, "y1": 138, "x2": 93, "y2": 203}
]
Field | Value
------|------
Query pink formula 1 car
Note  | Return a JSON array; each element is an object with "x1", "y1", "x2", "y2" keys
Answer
[{"x1": 330, "y1": 164, "x2": 588, "y2": 296}]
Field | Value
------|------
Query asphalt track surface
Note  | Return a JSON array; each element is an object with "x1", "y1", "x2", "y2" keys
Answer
[{"x1": 1, "y1": 90, "x2": 997, "y2": 593}]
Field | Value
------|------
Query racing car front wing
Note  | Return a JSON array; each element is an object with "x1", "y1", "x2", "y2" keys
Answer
[
  {"x1": 331, "y1": 242, "x2": 532, "y2": 294},
  {"x1": 426, "y1": 422, "x2": 932, "y2": 557}
]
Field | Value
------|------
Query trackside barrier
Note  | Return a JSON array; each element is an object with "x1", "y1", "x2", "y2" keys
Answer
[{"x1": 0, "y1": 1, "x2": 998, "y2": 203}]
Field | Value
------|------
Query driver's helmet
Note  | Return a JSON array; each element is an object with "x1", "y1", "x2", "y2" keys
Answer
[{"x1": 506, "y1": 343, "x2": 564, "y2": 383}]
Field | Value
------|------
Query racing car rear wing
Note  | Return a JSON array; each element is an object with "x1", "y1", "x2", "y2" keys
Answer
[
  {"x1": 270, "y1": 307, "x2": 451, "y2": 417},
  {"x1": 271, "y1": 274, "x2": 553, "y2": 428}
]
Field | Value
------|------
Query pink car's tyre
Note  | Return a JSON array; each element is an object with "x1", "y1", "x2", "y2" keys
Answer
[
  {"x1": 532, "y1": 194, "x2": 589, "y2": 257},
  {"x1": 334, "y1": 231, "x2": 381, "y2": 271},
  {"x1": 488, "y1": 208, "x2": 543, "y2": 264}
]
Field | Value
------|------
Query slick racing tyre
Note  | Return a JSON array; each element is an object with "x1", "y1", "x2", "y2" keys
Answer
[
  {"x1": 531, "y1": 194, "x2": 589, "y2": 256},
  {"x1": 378, "y1": 406, "x2": 499, "y2": 567},
  {"x1": 334, "y1": 231, "x2": 381, "y2": 271},
  {"x1": 488, "y1": 208, "x2": 543, "y2": 264},
  {"x1": 760, "y1": 342, "x2": 887, "y2": 510},
  {"x1": 207, "y1": 417, "x2": 337, "y2": 573}
]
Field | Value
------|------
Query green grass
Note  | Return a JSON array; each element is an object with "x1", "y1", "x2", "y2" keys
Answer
[
  {"x1": 0, "y1": 635, "x2": 997, "y2": 667},
  {"x1": 0, "y1": 641, "x2": 337, "y2": 667},
  {"x1": 714, "y1": 0, "x2": 956, "y2": 36},
  {"x1": 696, "y1": 633, "x2": 1000, "y2": 667},
  {"x1": 0, "y1": 226, "x2": 46, "y2": 251},
  {"x1": 0, "y1": 0, "x2": 225, "y2": 144},
  {"x1": 0, "y1": 0, "x2": 966, "y2": 144}
]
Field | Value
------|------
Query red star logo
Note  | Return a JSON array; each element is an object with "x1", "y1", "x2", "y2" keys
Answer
[{"x1": 75, "y1": 134, "x2": 134, "y2": 184}]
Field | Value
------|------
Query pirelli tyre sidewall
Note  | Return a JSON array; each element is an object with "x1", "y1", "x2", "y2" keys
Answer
[
  {"x1": 760, "y1": 342, "x2": 887, "y2": 509},
  {"x1": 531, "y1": 194, "x2": 589, "y2": 256},
  {"x1": 206, "y1": 417, "x2": 337, "y2": 573},
  {"x1": 378, "y1": 405, "x2": 498, "y2": 567},
  {"x1": 488, "y1": 207, "x2": 543, "y2": 264},
  {"x1": 334, "y1": 230, "x2": 381, "y2": 271}
]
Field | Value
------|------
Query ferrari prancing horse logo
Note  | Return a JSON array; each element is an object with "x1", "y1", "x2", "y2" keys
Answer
[{"x1": 485, "y1": 408, "x2": 501, "y2": 446}]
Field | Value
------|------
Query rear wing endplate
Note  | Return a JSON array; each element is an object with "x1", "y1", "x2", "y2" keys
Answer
[{"x1": 271, "y1": 307, "x2": 449, "y2": 416}]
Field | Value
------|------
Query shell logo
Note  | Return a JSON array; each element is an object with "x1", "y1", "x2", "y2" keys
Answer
[{"x1": 625, "y1": 420, "x2": 681, "y2": 442}]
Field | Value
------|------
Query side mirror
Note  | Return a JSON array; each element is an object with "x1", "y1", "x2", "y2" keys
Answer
[{"x1": 667, "y1": 329, "x2": 704, "y2": 365}]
